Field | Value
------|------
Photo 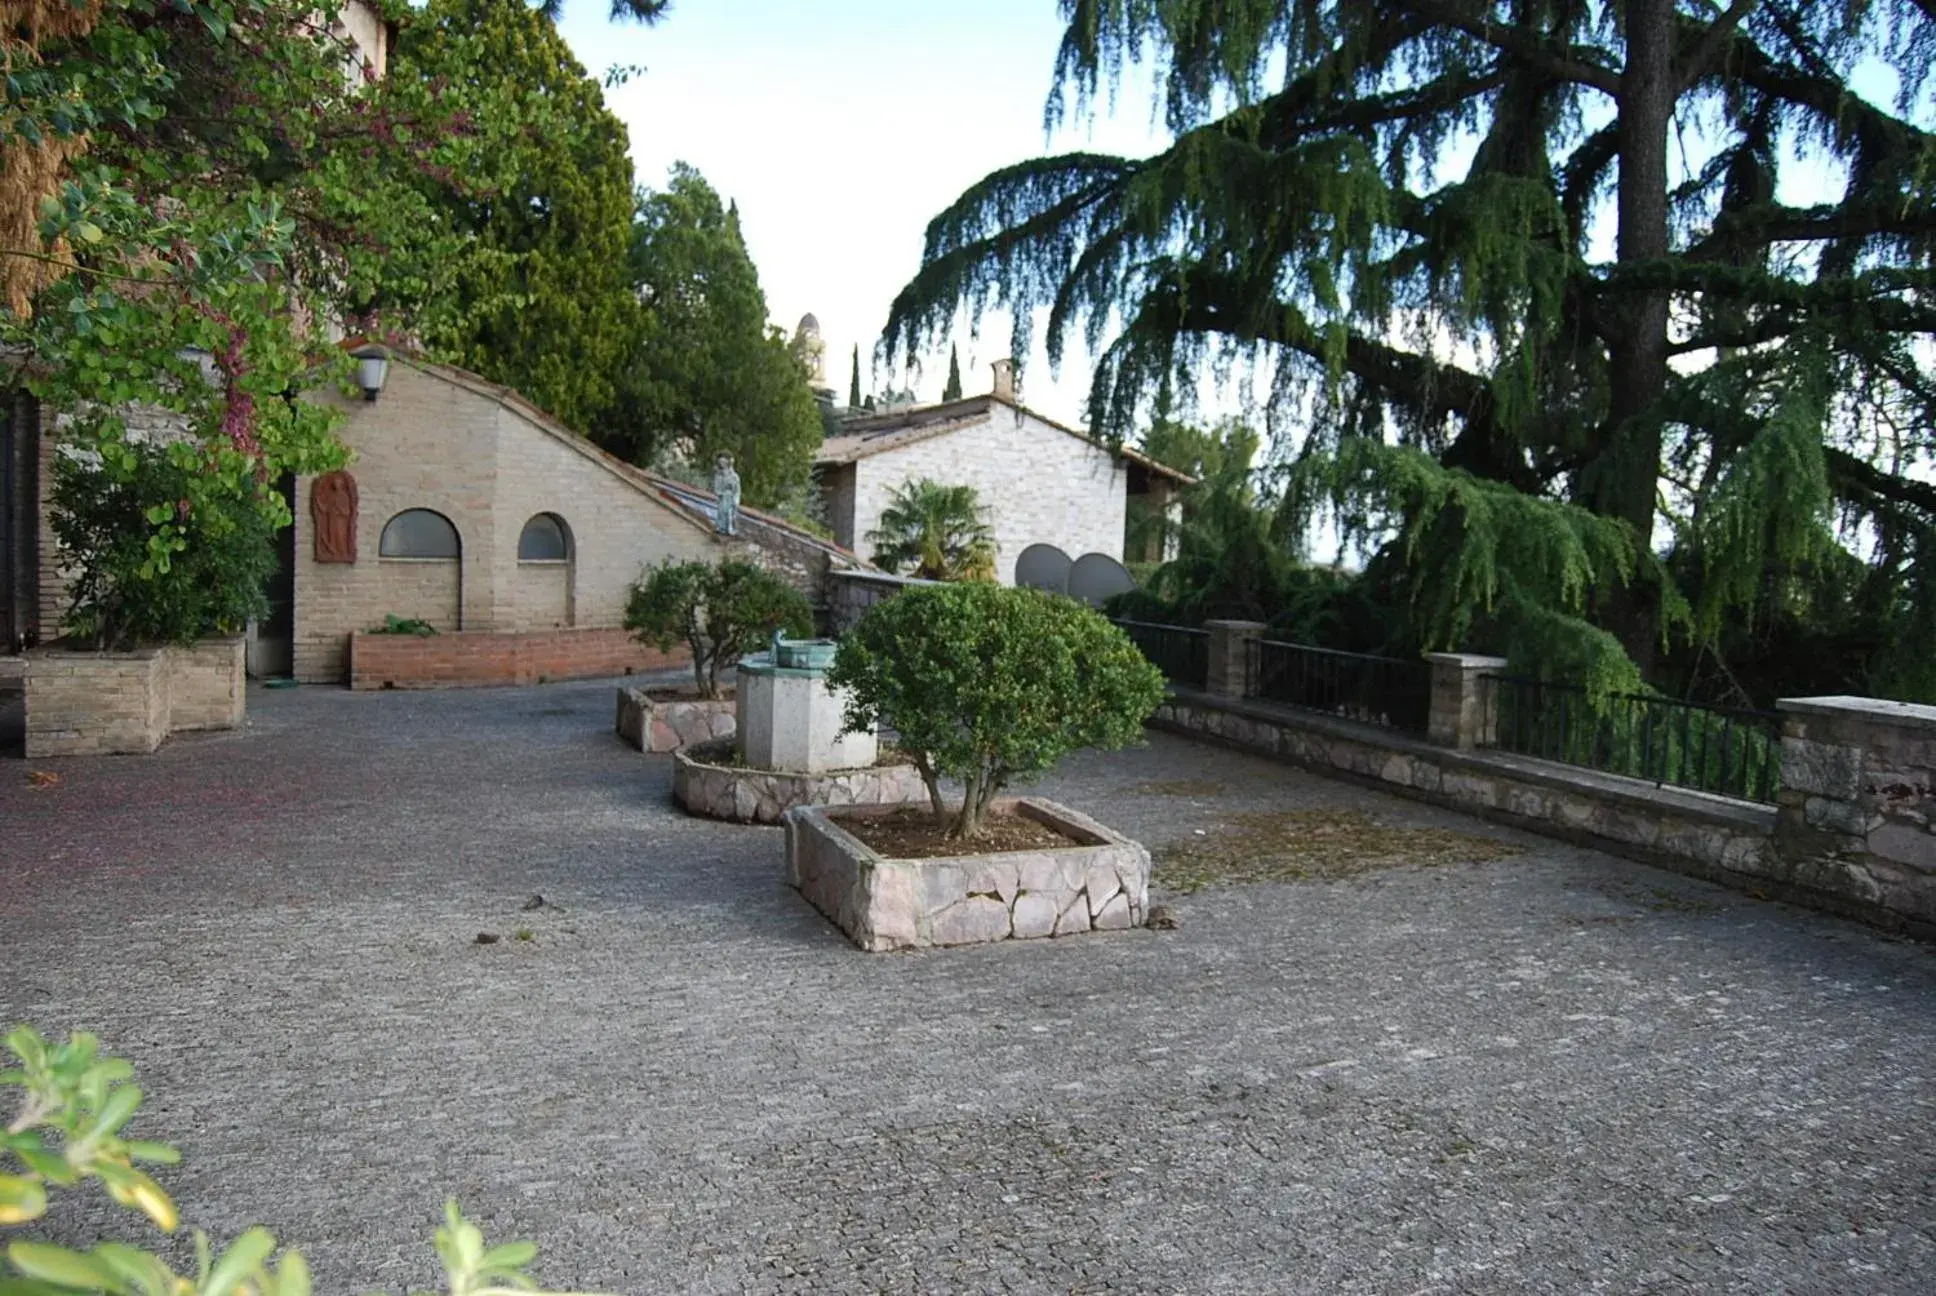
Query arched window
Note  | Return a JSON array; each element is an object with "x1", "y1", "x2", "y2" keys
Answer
[
  {"x1": 378, "y1": 509, "x2": 460, "y2": 559},
  {"x1": 517, "y1": 513, "x2": 571, "y2": 562}
]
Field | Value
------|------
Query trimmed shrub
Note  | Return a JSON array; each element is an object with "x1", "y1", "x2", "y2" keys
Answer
[{"x1": 624, "y1": 558, "x2": 813, "y2": 698}]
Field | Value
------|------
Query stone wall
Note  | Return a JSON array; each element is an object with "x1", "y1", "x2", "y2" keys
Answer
[
  {"x1": 827, "y1": 570, "x2": 933, "y2": 633},
  {"x1": 162, "y1": 636, "x2": 245, "y2": 732},
  {"x1": 1775, "y1": 697, "x2": 1936, "y2": 932},
  {"x1": 24, "y1": 637, "x2": 246, "y2": 756},
  {"x1": 845, "y1": 403, "x2": 1129, "y2": 584},
  {"x1": 674, "y1": 741, "x2": 925, "y2": 825},
  {"x1": 349, "y1": 626, "x2": 686, "y2": 690}
]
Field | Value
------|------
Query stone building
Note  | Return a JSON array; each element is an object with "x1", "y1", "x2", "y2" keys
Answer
[{"x1": 814, "y1": 360, "x2": 1190, "y2": 584}]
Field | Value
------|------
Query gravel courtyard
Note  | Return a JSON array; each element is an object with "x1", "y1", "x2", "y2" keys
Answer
[{"x1": 2, "y1": 677, "x2": 1933, "y2": 1294}]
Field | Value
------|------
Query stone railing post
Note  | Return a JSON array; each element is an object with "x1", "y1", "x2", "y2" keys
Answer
[
  {"x1": 1204, "y1": 620, "x2": 1266, "y2": 698},
  {"x1": 1776, "y1": 697, "x2": 1936, "y2": 927},
  {"x1": 1426, "y1": 653, "x2": 1509, "y2": 749}
]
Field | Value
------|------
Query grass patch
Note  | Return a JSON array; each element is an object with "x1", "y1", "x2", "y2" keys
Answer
[{"x1": 1155, "y1": 809, "x2": 1520, "y2": 892}]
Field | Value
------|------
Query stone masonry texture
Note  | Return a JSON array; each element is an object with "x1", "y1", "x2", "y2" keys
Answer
[{"x1": 2, "y1": 677, "x2": 1933, "y2": 1293}]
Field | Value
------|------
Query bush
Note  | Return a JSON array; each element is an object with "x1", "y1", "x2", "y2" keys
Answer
[
  {"x1": 370, "y1": 615, "x2": 439, "y2": 636},
  {"x1": 827, "y1": 584, "x2": 1166, "y2": 839},
  {"x1": 50, "y1": 441, "x2": 280, "y2": 651},
  {"x1": 624, "y1": 558, "x2": 814, "y2": 699},
  {"x1": 1, "y1": 1025, "x2": 576, "y2": 1296}
]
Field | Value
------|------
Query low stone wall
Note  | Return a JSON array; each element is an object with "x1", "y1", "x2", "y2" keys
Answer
[
  {"x1": 1151, "y1": 689, "x2": 1936, "y2": 938},
  {"x1": 350, "y1": 627, "x2": 686, "y2": 690},
  {"x1": 24, "y1": 637, "x2": 246, "y2": 757},
  {"x1": 1776, "y1": 697, "x2": 1936, "y2": 931},
  {"x1": 826, "y1": 570, "x2": 934, "y2": 633},
  {"x1": 673, "y1": 739, "x2": 925, "y2": 824},
  {"x1": 615, "y1": 687, "x2": 734, "y2": 752},
  {"x1": 786, "y1": 797, "x2": 1151, "y2": 952}
]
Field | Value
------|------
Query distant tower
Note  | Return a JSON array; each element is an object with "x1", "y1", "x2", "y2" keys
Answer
[{"x1": 793, "y1": 313, "x2": 827, "y2": 388}]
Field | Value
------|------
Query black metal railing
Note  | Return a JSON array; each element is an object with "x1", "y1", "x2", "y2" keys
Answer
[
  {"x1": 1480, "y1": 675, "x2": 1781, "y2": 804},
  {"x1": 1112, "y1": 619, "x2": 1209, "y2": 688},
  {"x1": 1249, "y1": 638, "x2": 1433, "y2": 733}
]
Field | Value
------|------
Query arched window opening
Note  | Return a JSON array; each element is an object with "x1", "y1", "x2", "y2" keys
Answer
[
  {"x1": 518, "y1": 513, "x2": 572, "y2": 563},
  {"x1": 378, "y1": 509, "x2": 460, "y2": 559}
]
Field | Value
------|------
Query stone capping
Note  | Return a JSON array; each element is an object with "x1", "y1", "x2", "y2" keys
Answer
[
  {"x1": 672, "y1": 738, "x2": 925, "y2": 825},
  {"x1": 786, "y1": 796, "x2": 1151, "y2": 952},
  {"x1": 1780, "y1": 695, "x2": 1936, "y2": 732}
]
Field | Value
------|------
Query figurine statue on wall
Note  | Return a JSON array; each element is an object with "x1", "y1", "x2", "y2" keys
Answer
[
  {"x1": 311, "y1": 470, "x2": 358, "y2": 563},
  {"x1": 712, "y1": 453, "x2": 741, "y2": 536}
]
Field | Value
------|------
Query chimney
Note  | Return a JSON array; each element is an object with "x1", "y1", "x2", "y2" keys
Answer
[{"x1": 990, "y1": 357, "x2": 1018, "y2": 402}]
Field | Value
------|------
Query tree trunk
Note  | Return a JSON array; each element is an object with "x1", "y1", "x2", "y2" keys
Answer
[
  {"x1": 949, "y1": 767, "x2": 983, "y2": 840},
  {"x1": 912, "y1": 751, "x2": 947, "y2": 821},
  {"x1": 1589, "y1": 0, "x2": 1675, "y2": 665}
]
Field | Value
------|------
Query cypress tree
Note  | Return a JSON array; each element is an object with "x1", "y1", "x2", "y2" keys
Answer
[
  {"x1": 848, "y1": 345, "x2": 862, "y2": 409},
  {"x1": 942, "y1": 343, "x2": 963, "y2": 401}
]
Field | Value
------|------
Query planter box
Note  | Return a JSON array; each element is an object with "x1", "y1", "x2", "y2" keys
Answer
[
  {"x1": 785, "y1": 797, "x2": 1151, "y2": 952},
  {"x1": 24, "y1": 637, "x2": 245, "y2": 758},
  {"x1": 616, "y1": 685, "x2": 735, "y2": 752},
  {"x1": 673, "y1": 738, "x2": 925, "y2": 824}
]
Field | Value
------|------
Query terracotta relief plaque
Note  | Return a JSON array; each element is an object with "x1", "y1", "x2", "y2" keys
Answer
[{"x1": 311, "y1": 470, "x2": 358, "y2": 563}]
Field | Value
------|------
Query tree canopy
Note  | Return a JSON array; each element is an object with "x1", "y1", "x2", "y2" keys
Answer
[
  {"x1": 389, "y1": 0, "x2": 641, "y2": 434},
  {"x1": 885, "y1": 0, "x2": 1936, "y2": 704},
  {"x1": 604, "y1": 164, "x2": 822, "y2": 511}
]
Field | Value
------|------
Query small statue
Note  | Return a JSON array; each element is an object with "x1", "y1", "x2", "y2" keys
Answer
[{"x1": 712, "y1": 453, "x2": 741, "y2": 536}]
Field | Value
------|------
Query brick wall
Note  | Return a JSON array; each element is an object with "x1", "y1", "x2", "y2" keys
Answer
[
  {"x1": 349, "y1": 626, "x2": 689, "y2": 690},
  {"x1": 295, "y1": 364, "x2": 719, "y2": 682},
  {"x1": 846, "y1": 405, "x2": 1128, "y2": 583}
]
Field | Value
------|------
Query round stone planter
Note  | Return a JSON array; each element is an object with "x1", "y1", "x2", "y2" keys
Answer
[
  {"x1": 784, "y1": 797, "x2": 1151, "y2": 952},
  {"x1": 615, "y1": 685, "x2": 735, "y2": 752},
  {"x1": 672, "y1": 738, "x2": 925, "y2": 825}
]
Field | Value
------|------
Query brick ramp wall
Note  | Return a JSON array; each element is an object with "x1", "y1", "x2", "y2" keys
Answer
[{"x1": 351, "y1": 627, "x2": 689, "y2": 690}]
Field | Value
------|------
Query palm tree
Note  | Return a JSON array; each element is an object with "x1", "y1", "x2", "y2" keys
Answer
[{"x1": 867, "y1": 479, "x2": 996, "y2": 582}]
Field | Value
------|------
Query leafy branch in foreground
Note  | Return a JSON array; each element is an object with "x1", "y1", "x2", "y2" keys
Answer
[{"x1": 1, "y1": 1026, "x2": 599, "y2": 1296}]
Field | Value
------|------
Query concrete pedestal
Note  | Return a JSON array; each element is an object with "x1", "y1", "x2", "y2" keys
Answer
[{"x1": 737, "y1": 655, "x2": 875, "y2": 773}]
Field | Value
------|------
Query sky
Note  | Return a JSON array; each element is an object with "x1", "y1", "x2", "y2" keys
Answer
[{"x1": 553, "y1": 0, "x2": 1168, "y2": 429}]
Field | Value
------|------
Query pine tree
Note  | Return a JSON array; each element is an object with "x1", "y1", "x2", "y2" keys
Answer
[
  {"x1": 884, "y1": 0, "x2": 1936, "y2": 702},
  {"x1": 942, "y1": 343, "x2": 963, "y2": 401},
  {"x1": 849, "y1": 345, "x2": 862, "y2": 410}
]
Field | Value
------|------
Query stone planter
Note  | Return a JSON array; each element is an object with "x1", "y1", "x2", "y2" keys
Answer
[
  {"x1": 25, "y1": 636, "x2": 245, "y2": 758},
  {"x1": 785, "y1": 797, "x2": 1151, "y2": 952},
  {"x1": 615, "y1": 685, "x2": 735, "y2": 752},
  {"x1": 673, "y1": 738, "x2": 925, "y2": 825}
]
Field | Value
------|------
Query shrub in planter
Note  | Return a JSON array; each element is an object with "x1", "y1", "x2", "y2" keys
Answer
[
  {"x1": 624, "y1": 558, "x2": 813, "y2": 700},
  {"x1": 50, "y1": 440, "x2": 281, "y2": 651},
  {"x1": 826, "y1": 583, "x2": 1166, "y2": 840},
  {"x1": 0, "y1": 1025, "x2": 581, "y2": 1296}
]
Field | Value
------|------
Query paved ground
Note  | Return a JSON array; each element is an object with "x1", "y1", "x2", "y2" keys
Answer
[{"x1": 2, "y1": 677, "x2": 1932, "y2": 1294}]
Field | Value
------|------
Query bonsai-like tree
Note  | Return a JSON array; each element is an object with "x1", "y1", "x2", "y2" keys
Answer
[
  {"x1": 827, "y1": 584, "x2": 1166, "y2": 839},
  {"x1": 866, "y1": 479, "x2": 996, "y2": 582},
  {"x1": 625, "y1": 558, "x2": 813, "y2": 699}
]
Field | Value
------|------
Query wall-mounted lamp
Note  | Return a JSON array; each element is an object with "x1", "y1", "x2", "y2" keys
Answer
[{"x1": 350, "y1": 342, "x2": 391, "y2": 402}]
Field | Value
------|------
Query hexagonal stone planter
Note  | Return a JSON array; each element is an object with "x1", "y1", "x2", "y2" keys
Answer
[
  {"x1": 673, "y1": 738, "x2": 925, "y2": 825},
  {"x1": 615, "y1": 685, "x2": 735, "y2": 753},
  {"x1": 784, "y1": 797, "x2": 1150, "y2": 952}
]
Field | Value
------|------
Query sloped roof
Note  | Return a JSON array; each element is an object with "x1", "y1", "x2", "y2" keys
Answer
[
  {"x1": 816, "y1": 392, "x2": 1196, "y2": 485},
  {"x1": 402, "y1": 358, "x2": 872, "y2": 570}
]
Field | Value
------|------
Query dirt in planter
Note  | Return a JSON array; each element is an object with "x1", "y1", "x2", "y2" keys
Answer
[
  {"x1": 645, "y1": 684, "x2": 735, "y2": 703},
  {"x1": 1155, "y1": 809, "x2": 1519, "y2": 893},
  {"x1": 840, "y1": 805, "x2": 1083, "y2": 859}
]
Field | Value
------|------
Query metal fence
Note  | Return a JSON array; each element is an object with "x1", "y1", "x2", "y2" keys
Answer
[
  {"x1": 1479, "y1": 675, "x2": 1782, "y2": 804},
  {"x1": 1249, "y1": 638, "x2": 1433, "y2": 733},
  {"x1": 1112, "y1": 619, "x2": 1209, "y2": 689}
]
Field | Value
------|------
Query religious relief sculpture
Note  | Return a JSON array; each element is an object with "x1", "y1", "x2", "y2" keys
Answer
[
  {"x1": 311, "y1": 469, "x2": 359, "y2": 563},
  {"x1": 712, "y1": 453, "x2": 741, "y2": 536}
]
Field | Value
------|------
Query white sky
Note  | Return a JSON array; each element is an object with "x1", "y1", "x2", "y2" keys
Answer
[{"x1": 554, "y1": 0, "x2": 1170, "y2": 429}]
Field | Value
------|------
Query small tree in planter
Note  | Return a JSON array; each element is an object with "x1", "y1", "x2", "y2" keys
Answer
[
  {"x1": 624, "y1": 558, "x2": 814, "y2": 699},
  {"x1": 827, "y1": 583, "x2": 1166, "y2": 840}
]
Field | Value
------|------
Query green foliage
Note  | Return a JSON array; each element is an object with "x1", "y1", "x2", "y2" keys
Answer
[
  {"x1": 1, "y1": 1026, "x2": 589, "y2": 1296},
  {"x1": 390, "y1": 0, "x2": 641, "y2": 434},
  {"x1": 941, "y1": 344, "x2": 963, "y2": 402},
  {"x1": 848, "y1": 346, "x2": 862, "y2": 410},
  {"x1": 604, "y1": 166, "x2": 822, "y2": 509},
  {"x1": 828, "y1": 585, "x2": 1166, "y2": 839},
  {"x1": 624, "y1": 559, "x2": 813, "y2": 698},
  {"x1": 372, "y1": 615, "x2": 439, "y2": 637},
  {"x1": 866, "y1": 479, "x2": 996, "y2": 581},
  {"x1": 49, "y1": 439, "x2": 280, "y2": 651},
  {"x1": 883, "y1": 0, "x2": 1936, "y2": 703}
]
